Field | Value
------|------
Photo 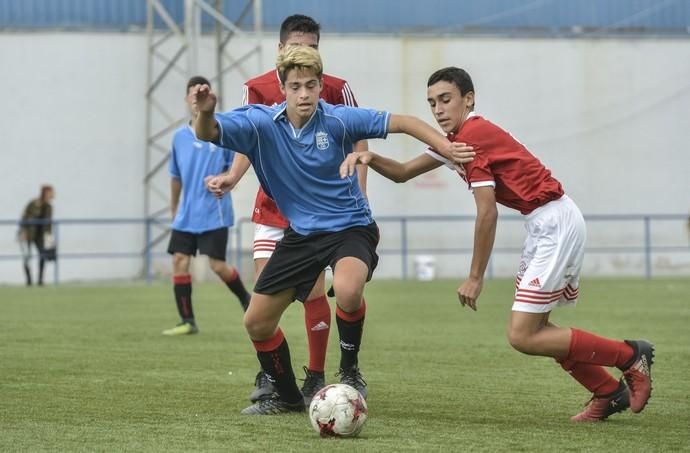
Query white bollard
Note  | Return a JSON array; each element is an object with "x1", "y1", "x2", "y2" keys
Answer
[{"x1": 413, "y1": 255, "x2": 436, "y2": 281}]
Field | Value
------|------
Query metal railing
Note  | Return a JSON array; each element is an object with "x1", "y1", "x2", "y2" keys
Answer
[
  {"x1": 2, "y1": 214, "x2": 688, "y2": 285},
  {"x1": 232, "y1": 214, "x2": 690, "y2": 280}
]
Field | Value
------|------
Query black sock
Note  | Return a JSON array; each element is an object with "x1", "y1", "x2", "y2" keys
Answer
[
  {"x1": 23, "y1": 262, "x2": 32, "y2": 286},
  {"x1": 256, "y1": 337, "x2": 302, "y2": 404},
  {"x1": 224, "y1": 269, "x2": 251, "y2": 311},
  {"x1": 336, "y1": 310, "x2": 365, "y2": 370},
  {"x1": 173, "y1": 275, "x2": 194, "y2": 324},
  {"x1": 38, "y1": 258, "x2": 45, "y2": 285}
]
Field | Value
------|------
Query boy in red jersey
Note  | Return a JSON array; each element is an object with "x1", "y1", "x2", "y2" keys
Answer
[
  {"x1": 340, "y1": 66, "x2": 654, "y2": 422},
  {"x1": 207, "y1": 15, "x2": 371, "y2": 405}
]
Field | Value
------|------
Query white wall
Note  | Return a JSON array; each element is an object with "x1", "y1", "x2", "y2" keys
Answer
[{"x1": 1, "y1": 32, "x2": 689, "y2": 284}]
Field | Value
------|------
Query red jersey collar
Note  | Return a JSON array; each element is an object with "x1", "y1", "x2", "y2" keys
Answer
[{"x1": 447, "y1": 111, "x2": 478, "y2": 141}]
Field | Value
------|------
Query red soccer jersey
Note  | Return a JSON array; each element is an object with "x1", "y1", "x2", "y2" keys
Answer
[
  {"x1": 450, "y1": 113, "x2": 564, "y2": 215},
  {"x1": 243, "y1": 69, "x2": 359, "y2": 228}
]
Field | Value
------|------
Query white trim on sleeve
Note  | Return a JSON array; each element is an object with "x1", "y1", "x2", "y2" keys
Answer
[
  {"x1": 470, "y1": 180, "x2": 496, "y2": 188},
  {"x1": 215, "y1": 116, "x2": 226, "y2": 148},
  {"x1": 424, "y1": 148, "x2": 454, "y2": 169}
]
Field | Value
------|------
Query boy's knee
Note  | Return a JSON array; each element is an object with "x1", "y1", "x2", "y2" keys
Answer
[
  {"x1": 207, "y1": 257, "x2": 226, "y2": 275},
  {"x1": 172, "y1": 254, "x2": 189, "y2": 272},
  {"x1": 507, "y1": 328, "x2": 532, "y2": 354},
  {"x1": 243, "y1": 312, "x2": 275, "y2": 340},
  {"x1": 334, "y1": 287, "x2": 363, "y2": 313}
]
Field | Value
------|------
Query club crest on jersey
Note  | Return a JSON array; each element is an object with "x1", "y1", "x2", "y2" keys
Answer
[{"x1": 315, "y1": 131, "x2": 329, "y2": 150}]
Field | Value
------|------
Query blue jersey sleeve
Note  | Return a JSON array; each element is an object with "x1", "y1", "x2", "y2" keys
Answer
[
  {"x1": 223, "y1": 148, "x2": 234, "y2": 171},
  {"x1": 169, "y1": 140, "x2": 181, "y2": 178},
  {"x1": 331, "y1": 105, "x2": 391, "y2": 144},
  {"x1": 214, "y1": 108, "x2": 261, "y2": 159}
]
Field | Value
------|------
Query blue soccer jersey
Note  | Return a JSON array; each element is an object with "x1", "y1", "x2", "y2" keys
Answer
[
  {"x1": 214, "y1": 100, "x2": 390, "y2": 235},
  {"x1": 169, "y1": 124, "x2": 235, "y2": 233}
]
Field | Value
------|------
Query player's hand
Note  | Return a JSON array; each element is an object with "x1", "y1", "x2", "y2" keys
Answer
[
  {"x1": 205, "y1": 174, "x2": 234, "y2": 198},
  {"x1": 451, "y1": 143, "x2": 475, "y2": 178},
  {"x1": 340, "y1": 151, "x2": 373, "y2": 178},
  {"x1": 190, "y1": 84, "x2": 217, "y2": 114},
  {"x1": 450, "y1": 142, "x2": 475, "y2": 164},
  {"x1": 457, "y1": 276, "x2": 483, "y2": 311},
  {"x1": 434, "y1": 142, "x2": 474, "y2": 177}
]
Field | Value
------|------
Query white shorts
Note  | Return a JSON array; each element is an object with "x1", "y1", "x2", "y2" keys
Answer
[
  {"x1": 513, "y1": 195, "x2": 586, "y2": 313},
  {"x1": 253, "y1": 224, "x2": 285, "y2": 259}
]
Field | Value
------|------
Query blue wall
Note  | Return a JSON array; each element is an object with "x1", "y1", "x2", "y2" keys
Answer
[{"x1": 1, "y1": 0, "x2": 689, "y2": 35}]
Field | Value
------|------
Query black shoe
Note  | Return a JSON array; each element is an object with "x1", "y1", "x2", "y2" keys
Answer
[
  {"x1": 241, "y1": 393, "x2": 305, "y2": 415},
  {"x1": 300, "y1": 366, "x2": 326, "y2": 406},
  {"x1": 249, "y1": 370, "x2": 275, "y2": 403},
  {"x1": 336, "y1": 366, "x2": 367, "y2": 399},
  {"x1": 571, "y1": 380, "x2": 630, "y2": 422}
]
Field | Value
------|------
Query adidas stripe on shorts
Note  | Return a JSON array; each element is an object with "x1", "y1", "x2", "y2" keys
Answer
[{"x1": 513, "y1": 195, "x2": 586, "y2": 313}]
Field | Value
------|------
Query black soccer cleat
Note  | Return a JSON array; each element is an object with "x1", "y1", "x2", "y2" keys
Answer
[
  {"x1": 571, "y1": 380, "x2": 630, "y2": 422},
  {"x1": 249, "y1": 370, "x2": 276, "y2": 403},
  {"x1": 240, "y1": 394, "x2": 306, "y2": 415},
  {"x1": 336, "y1": 366, "x2": 368, "y2": 400},
  {"x1": 300, "y1": 366, "x2": 326, "y2": 406}
]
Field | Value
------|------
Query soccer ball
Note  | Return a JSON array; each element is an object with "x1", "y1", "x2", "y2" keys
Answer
[{"x1": 308, "y1": 383, "x2": 368, "y2": 437}]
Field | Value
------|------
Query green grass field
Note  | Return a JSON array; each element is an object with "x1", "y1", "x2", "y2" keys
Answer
[{"x1": 1, "y1": 278, "x2": 689, "y2": 452}]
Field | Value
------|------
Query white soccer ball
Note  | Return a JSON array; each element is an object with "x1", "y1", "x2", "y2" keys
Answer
[{"x1": 308, "y1": 383, "x2": 368, "y2": 437}]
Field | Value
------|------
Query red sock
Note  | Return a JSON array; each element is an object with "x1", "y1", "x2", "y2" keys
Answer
[
  {"x1": 557, "y1": 358, "x2": 620, "y2": 396},
  {"x1": 304, "y1": 295, "x2": 330, "y2": 373},
  {"x1": 566, "y1": 328, "x2": 634, "y2": 369}
]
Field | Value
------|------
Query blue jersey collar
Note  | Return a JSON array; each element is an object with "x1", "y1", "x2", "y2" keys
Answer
[{"x1": 273, "y1": 101, "x2": 323, "y2": 138}]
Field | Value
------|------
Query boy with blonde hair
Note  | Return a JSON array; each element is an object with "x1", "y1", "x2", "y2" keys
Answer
[{"x1": 199, "y1": 47, "x2": 474, "y2": 415}]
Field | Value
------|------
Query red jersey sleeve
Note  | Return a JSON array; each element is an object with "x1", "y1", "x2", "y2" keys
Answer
[{"x1": 243, "y1": 84, "x2": 264, "y2": 105}]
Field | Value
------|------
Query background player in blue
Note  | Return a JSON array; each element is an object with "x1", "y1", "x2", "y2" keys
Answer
[
  {"x1": 162, "y1": 76, "x2": 251, "y2": 336},
  {"x1": 197, "y1": 46, "x2": 475, "y2": 414}
]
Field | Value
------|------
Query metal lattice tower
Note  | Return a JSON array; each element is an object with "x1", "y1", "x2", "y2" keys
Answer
[{"x1": 143, "y1": 0, "x2": 262, "y2": 275}]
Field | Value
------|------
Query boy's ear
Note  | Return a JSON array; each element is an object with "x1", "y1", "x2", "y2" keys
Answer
[{"x1": 466, "y1": 91, "x2": 475, "y2": 107}]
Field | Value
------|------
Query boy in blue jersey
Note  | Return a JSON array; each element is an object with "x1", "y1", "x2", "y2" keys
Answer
[
  {"x1": 162, "y1": 76, "x2": 252, "y2": 336},
  {"x1": 195, "y1": 46, "x2": 474, "y2": 414}
]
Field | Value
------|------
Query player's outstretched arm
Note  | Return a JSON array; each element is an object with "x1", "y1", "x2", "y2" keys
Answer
[
  {"x1": 353, "y1": 140, "x2": 369, "y2": 197},
  {"x1": 191, "y1": 84, "x2": 220, "y2": 142},
  {"x1": 457, "y1": 186, "x2": 498, "y2": 311},
  {"x1": 387, "y1": 114, "x2": 474, "y2": 164},
  {"x1": 340, "y1": 151, "x2": 443, "y2": 183}
]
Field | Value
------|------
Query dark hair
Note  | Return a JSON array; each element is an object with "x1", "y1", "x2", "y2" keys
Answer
[
  {"x1": 40, "y1": 185, "x2": 53, "y2": 201},
  {"x1": 427, "y1": 67, "x2": 475, "y2": 109},
  {"x1": 280, "y1": 14, "x2": 320, "y2": 44},
  {"x1": 186, "y1": 75, "x2": 210, "y2": 93}
]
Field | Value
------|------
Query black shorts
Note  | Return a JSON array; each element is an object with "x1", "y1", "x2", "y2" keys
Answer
[
  {"x1": 167, "y1": 228, "x2": 228, "y2": 261},
  {"x1": 254, "y1": 222, "x2": 379, "y2": 302}
]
